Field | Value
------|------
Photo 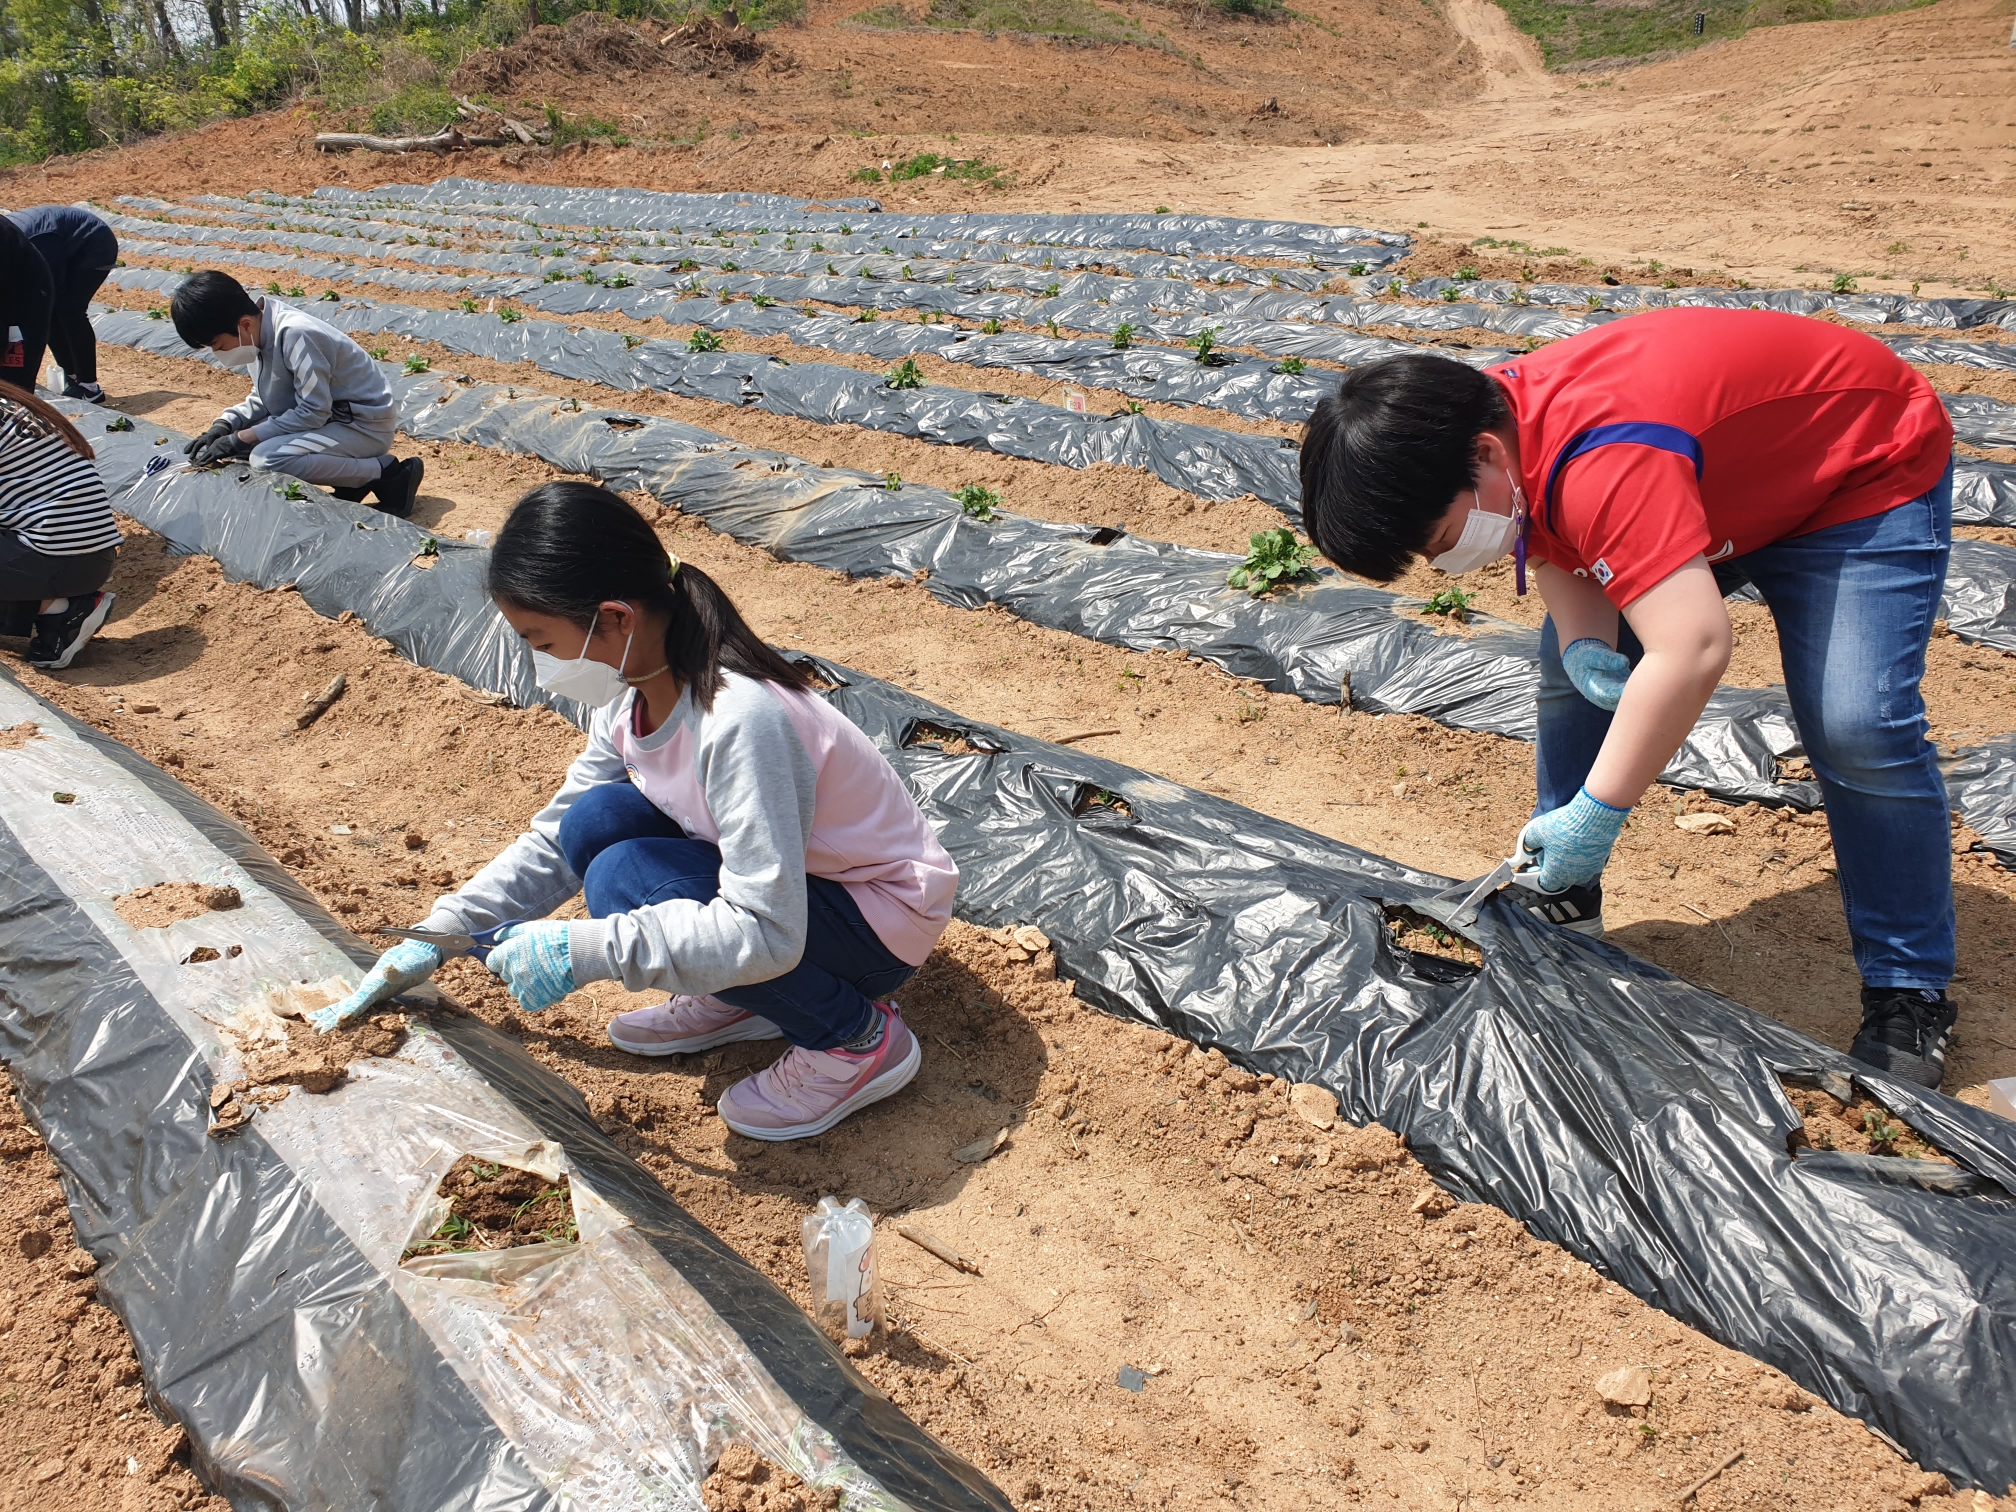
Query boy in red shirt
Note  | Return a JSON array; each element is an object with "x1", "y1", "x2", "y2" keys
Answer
[{"x1": 1300, "y1": 308, "x2": 1959, "y2": 1088}]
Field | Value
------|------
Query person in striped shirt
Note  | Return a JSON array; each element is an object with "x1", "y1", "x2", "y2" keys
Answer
[{"x1": 0, "y1": 386, "x2": 119, "y2": 669}]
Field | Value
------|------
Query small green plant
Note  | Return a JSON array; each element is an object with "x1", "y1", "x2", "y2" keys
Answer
[
  {"x1": 458, "y1": 297, "x2": 479, "y2": 313},
  {"x1": 884, "y1": 471, "x2": 902, "y2": 491},
  {"x1": 145, "y1": 305, "x2": 165, "y2": 320},
  {"x1": 1832, "y1": 272, "x2": 1858, "y2": 294},
  {"x1": 1586, "y1": 293, "x2": 1603, "y2": 310},
  {"x1": 678, "y1": 258, "x2": 700, "y2": 272},
  {"x1": 606, "y1": 272, "x2": 632, "y2": 289},
  {"x1": 368, "y1": 346, "x2": 389, "y2": 361},
  {"x1": 278, "y1": 479, "x2": 305, "y2": 501},
  {"x1": 1112, "y1": 322, "x2": 1137, "y2": 349},
  {"x1": 721, "y1": 260, "x2": 739, "y2": 273},
  {"x1": 854, "y1": 309, "x2": 878, "y2": 324},
  {"x1": 104, "y1": 415, "x2": 134, "y2": 432},
  {"x1": 1046, "y1": 318, "x2": 1061, "y2": 338},
  {"x1": 580, "y1": 268, "x2": 601, "y2": 286},
  {"x1": 956, "y1": 482, "x2": 1001, "y2": 521},
  {"x1": 1044, "y1": 281, "x2": 1060, "y2": 298},
  {"x1": 403, "y1": 355, "x2": 431, "y2": 375},
  {"x1": 885, "y1": 357, "x2": 926, "y2": 390},
  {"x1": 1274, "y1": 357, "x2": 1307, "y2": 376},
  {"x1": 1189, "y1": 326, "x2": 1223, "y2": 363},
  {"x1": 687, "y1": 328, "x2": 725, "y2": 353},
  {"x1": 751, "y1": 293, "x2": 776, "y2": 309},
  {"x1": 1455, "y1": 265, "x2": 1479, "y2": 281},
  {"x1": 1885, "y1": 240, "x2": 1910, "y2": 257},
  {"x1": 318, "y1": 290, "x2": 340, "y2": 303},
  {"x1": 851, "y1": 165, "x2": 883, "y2": 183},
  {"x1": 622, "y1": 333, "x2": 644, "y2": 350},
  {"x1": 1441, "y1": 288, "x2": 1461, "y2": 303},
  {"x1": 265, "y1": 281, "x2": 282, "y2": 294},
  {"x1": 1227, "y1": 528, "x2": 1318, "y2": 597},
  {"x1": 545, "y1": 269, "x2": 572, "y2": 283},
  {"x1": 1153, "y1": 204, "x2": 1171, "y2": 214},
  {"x1": 1348, "y1": 262, "x2": 1368, "y2": 276},
  {"x1": 1421, "y1": 586, "x2": 1475, "y2": 622},
  {"x1": 1862, "y1": 1107, "x2": 1903, "y2": 1153},
  {"x1": 498, "y1": 306, "x2": 523, "y2": 324}
]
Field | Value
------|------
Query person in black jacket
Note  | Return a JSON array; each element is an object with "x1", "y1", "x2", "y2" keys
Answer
[
  {"x1": 0, "y1": 216, "x2": 52, "y2": 397},
  {"x1": 6, "y1": 205, "x2": 119, "y2": 402}
]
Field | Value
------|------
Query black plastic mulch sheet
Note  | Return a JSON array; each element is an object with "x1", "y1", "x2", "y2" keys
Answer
[
  {"x1": 0, "y1": 670, "x2": 1010, "y2": 1512},
  {"x1": 37, "y1": 401, "x2": 2016, "y2": 1494},
  {"x1": 1950, "y1": 733, "x2": 2016, "y2": 865}
]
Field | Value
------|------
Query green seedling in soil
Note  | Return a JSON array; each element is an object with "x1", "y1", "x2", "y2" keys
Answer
[
  {"x1": 622, "y1": 333, "x2": 643, "y2": 350},
  {"x1": 403, "y1": 355, "x2": 431, "y2": 375},
  {"x1": 1125, "y1": 399, "x2": 1144, "y2": 414},
  {"x1": 145, "y1": 306, "x2": 166, "y2": 320},
  {"x1": 748, "y1": 293, "x2": 776, "y2": 309},
  {"x1": 1586, "y1": 293, "x2": 1603, "y2": 310},
  {"x1": 544, "y1": 269, "x2": 572, "y2": 282},
  {"x1": 956, "y1": 483, "x2": 1002, "y2": 521},
  {"x1": 105, "y1": 415, "x2": 134, "y2": 432},
  {"x1": 982, "y1": 319, "x2": 1004, "y2": 334},
  {"x1": 265, "y1": 281, "x2": 282, "y2": 294},
  {"x1": 368, "y1": 346, "x2": 389, "y2": 361},
  {"x1": 580, "y1": 268, "x2": 601, "y2": 285},
  {"x1": 827, "y1": 262, "x2": 840, "y2": 276},
  {"x1": 1832, "y1": 272, "x2": 1859, "y2": 294},
  {"x1": 419, "y1": 537, "x2": 440, "y2": 558},
  {"x1": 885, "y1": 357, "x2": 926, "y2": 390},
  {"x1": 1046, "y1": 318, "x2": 1061, "y2": 338},
  {"x1": 855, "y1": 308, "x2": 878, "y2": 324},
  {"x1": 1227, "y1": 528, "x2": 1319, "y2": 596},
  {"x1": 1154, "y1": 204, "x2": 1171, "y2": 214},
  {"x1": 1189, "y1": 325, "x2": 1223, "y2": 363},
  {"x1": 497, "y1": 304, "x2": 525, "y2": 324},
  {"x1": 278, "y1": 480, "x2": 305, "y2": 501},
  {"x1": 1421, "y1": 586, "x2": 1475, "y2": 622},
  {"x1": 687, "y1": 328, "x2": 725, "y2": 353},
  {"x1": 1113, "y1": 323, "x2": 1137, "y2": 349},
  {"x1": 1349, "y1": 262, "x2": 1368, "y2": 276},
  {"x1": 721, "y1": 260, "x2": 739, "y2": 273},
  {"x1": 1456, "y1": 265, "x2": 1480, "y2": 281},
  {"x1": 884, "y1": 472, "x2": 903, "y2": 491},
  {"x1": 319, "y1": 290, "x2": 340, "y2": 302},
  {"x1": 1273, "y1": 357, "x2": 1306, "y2": 376},
  {"x1": 1862, "y1": 1107, "x2": 1904, "y2": 1154},
  {"x1": 606, "y1": 272, "x2": 632, "y2": 289},
  {"x1": 459, "y1": 297, "x2": 480, "y2": 313},
  {"x1": 678, "y1": 258, "x2": 700, "y2": 272},
  {"x1": 1045, "y1": 281, "x2": 1060, "y2": 298}
]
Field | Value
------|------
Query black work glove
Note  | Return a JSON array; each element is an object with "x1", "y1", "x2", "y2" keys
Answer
[
  {"x1": 182, "y1": 419, "x2": 231, "y2": 458},
  {"x1": 191, "y1": 430, "x2": 247, "y2": 467}
]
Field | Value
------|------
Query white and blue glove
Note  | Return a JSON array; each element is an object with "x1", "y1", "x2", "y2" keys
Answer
[
  {"x1": 1561, "y1": 638, "x2": 1632, "y2": 712},
  {"x1": 314, "y1": 938, "x2": 443, "y2": 1032},
  {"x1": 486, "y1": 922, "x2": 577, "y2": 1013},
  {"x1": 1518, "y1": 787, "x2": 1629, "y2": 892}
]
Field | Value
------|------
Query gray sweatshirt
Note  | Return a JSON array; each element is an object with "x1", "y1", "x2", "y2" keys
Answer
[
  {"x1": 218, "y1": 297, "x2": 397, "y2": 443},
  {"x1": 419, "y1": 673, "x2": 957, "y2": 998}
]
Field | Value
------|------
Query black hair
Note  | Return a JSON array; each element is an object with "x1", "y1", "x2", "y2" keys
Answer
[
  {"x1": 170, "y1": 270, "x2": 259, "y2": 350},
  {"x1": 1298, "y1": 354, "x2": 1511, "y2": 582},
  {"x1": 488, "y1": 480, "x2": 813, "y2": 710}
]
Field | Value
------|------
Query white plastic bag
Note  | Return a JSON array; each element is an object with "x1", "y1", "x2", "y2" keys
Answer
[{"x1": 802, "y1": 1196, "x2": 881, "y2": 1341}]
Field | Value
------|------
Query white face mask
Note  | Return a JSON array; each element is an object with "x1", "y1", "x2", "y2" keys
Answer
[
  {"x1": 531, "y1": 610, "x2": 635, "y2": 708},
  {"x1": 213, "y1": 342, "x2": 259, "y2": 371},
  {"x1": 1430, "y1": 471, "x2": 1527, "y2": 576}
]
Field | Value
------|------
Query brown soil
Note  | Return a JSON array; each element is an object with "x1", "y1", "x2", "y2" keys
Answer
[
  {"x1": 0, "y1": 1089, "x2": 227, "y2": 1510},
  {"x1": 1784, "y1": 1081, "x2": 1954, "y2": 1165},
  {"x1": 402, "y1": 1154, "x2": 576, "y2": 1258},
  {"x1": 208, "y1": 1012, "x2": 410, "y2": 1135},
  {"x1": 110, "y1": 879, "x2": 243, "y2": 930},
  {"x1": 703, "y1": 1443, "x2": 841, "y2": 1512},
  {"x1": 0, "y1": 722, "x2": 41, "y2": 750}
]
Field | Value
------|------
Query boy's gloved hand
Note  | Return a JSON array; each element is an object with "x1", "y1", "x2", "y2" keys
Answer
[
  {"x1": 1561, "y1": 637, "x2": 1631, "y2": 712},
  {"x1": 312, "y1": 938, "x2": 443, "y2": 1032},
  {"x1": 191, "y1": 430, "x2": 248, "y2": 466},
  {"x1": 1518, "y1": 787, "x2": 1629, "y2": 892},
  {"x1": 182, "y1": 419, "x2": 231, "y2": 458},
  {"x1": 486, "y1": 922, "x2": 576, "y2": 1013}
]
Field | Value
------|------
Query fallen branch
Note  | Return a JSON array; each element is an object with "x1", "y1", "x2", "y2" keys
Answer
[
  {"x1": 295, "y1": 673, "x2": 346, "y2": 730},
  {"x1": 1052, "y1": 727, "x2": 1121, "y2": 745},
  {"x1": 454, "y1": 97, "x2": 541, "y2": 144},
  {"x1": 1674, "y1": 1447, "x2": 1743, "y2": 1506},
  {"x1": 896, "y1": 1224, "x2": 983, "y2": 1275},
  {"x1": 314, "y1": 129, "x2": 508, "y2": 154}
]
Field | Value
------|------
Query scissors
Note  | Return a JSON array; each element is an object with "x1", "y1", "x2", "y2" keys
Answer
[
  {"x1": 1427, "y1": 851, "x2": 1534, "y2": 931},
  {"x1": 375, "y1": 920, "x2": 526, "y2": 964}
]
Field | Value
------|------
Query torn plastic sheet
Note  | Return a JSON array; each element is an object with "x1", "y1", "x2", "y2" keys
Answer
[
  {"x1": 0, "y1": 670, "x2": 1011, "y2": 1512},
  {"x1": 24, "y1": 427, "x2": 2016, "y2": 1491}
]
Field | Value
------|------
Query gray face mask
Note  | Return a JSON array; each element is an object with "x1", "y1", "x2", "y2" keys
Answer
[{"x1": 530, "y1": 610, "x2": 634, "y2": 708}]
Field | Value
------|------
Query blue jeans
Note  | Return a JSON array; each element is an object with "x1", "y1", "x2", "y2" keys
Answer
[
  {"x1": 1536, "y1": 466, "x2": 1955, "y2": 991},
  {"x1": 557, "y1": 782, "x2": 913, "y2": 1050}
]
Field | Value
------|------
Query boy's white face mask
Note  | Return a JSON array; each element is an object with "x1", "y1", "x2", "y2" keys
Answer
[
  {"x1": 1430, "y1": 471, "x2": 1527, "y2": 576},
  {"x1": 532, "y1": 609, "x2": 634, "y2": 708},
  {"x1": 213, "y1": 342, "x2": 259, "y2": 371}
]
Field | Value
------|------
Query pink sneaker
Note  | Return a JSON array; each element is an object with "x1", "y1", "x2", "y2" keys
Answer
[
  {"x1": 717, "y1": 1003, "x2": 921, "y2": 1141},
  {"x1": 607, "y1": 995, "x2": 783, "y2": 1056}
]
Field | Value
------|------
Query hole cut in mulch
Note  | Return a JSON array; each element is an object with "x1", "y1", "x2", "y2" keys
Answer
[
  {"x1": 1383, "y1": 905, "x2": 1481, "y2": 967},
  {"x1": 0, "y1": 722, "x2": 42, "y2": 750},
  {"x1": 113, "y1": 881, "x2": 243, "y2": 930},
  {"x1": 403, "y1": 1155, "x2": 578, "y2": 1259},
  {"x1": 210, "y1": 1013, "x2": 409, "y2": 1137},
  {"x1": 702, "y1": 1444, "x2": 840, "y2": 1512},
  {"x1": 1784, "y1": 1081, "x2": 1954, "y2": 1165}
]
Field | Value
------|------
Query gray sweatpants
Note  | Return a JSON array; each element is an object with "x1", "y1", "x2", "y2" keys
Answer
[{"x1": 248, "y1": 422, "x2": 396, "y2": 489}]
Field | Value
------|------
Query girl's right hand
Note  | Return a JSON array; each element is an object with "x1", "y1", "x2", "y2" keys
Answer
[{"x1": 312, "y1": 939, "x2": 444, "y2": 1032}]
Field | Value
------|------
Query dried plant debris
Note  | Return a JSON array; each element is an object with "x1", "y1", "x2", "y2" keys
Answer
[
  {"x1": 1784, "y1": 1081, "x2": 1953, "y2": 1164},
  {"x1": 403, "y1": 1155, "x2": 578, "y2": 1258},
  {"x1": 702, "y1": 1444, "x2": 840, "y2": 1512},
  {"x1": 209, "y1": 1014, "x2": 409, "y2": 1137}
]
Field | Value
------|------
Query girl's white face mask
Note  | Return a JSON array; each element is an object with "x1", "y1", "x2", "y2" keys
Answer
[
  {"x1": 1430, "y1": 471, "x2": 1527, "y2": 576},
  {"x1": 213, "y1": 342, "x2": 259, "y2": 371},
  {"x1": 532, "y1": 609, "x2": 634, "y2": 708}
]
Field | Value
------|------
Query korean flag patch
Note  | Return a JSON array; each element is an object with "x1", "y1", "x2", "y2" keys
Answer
[{"x1": 1591, "y1": 558, "x2": 1614, "y2": 586}]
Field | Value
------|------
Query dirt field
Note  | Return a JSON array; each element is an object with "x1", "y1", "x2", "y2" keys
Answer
[{"x1": 5, "y1": 0, "x2": 2016, "y2": 1504}]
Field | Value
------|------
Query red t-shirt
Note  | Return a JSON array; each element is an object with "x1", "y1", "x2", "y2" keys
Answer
[{"x1": 1491, "y1": 308, "x2": 1952, "y2": 606}]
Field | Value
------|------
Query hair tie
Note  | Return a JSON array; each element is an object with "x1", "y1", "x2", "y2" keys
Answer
[{"x1": 666, "y1": 550, "x2": 681, "y2": 582}]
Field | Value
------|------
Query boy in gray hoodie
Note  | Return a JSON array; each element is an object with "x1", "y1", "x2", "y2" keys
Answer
[{"x1": 169, "y1": 271, "x2": 424, "y2": 518}]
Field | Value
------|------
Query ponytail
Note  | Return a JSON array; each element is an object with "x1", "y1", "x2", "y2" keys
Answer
[{"x1": 487, "y1": 481, "x2": 813, "y2": 709}]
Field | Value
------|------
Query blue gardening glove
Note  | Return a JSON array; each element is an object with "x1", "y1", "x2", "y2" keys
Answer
[
  {"x1": 486, "y1": 922, "x2": 577, "y2": 1013},
  {"x1": 1518, "y1": 787, "x2": 1629, "y2": 892},
  {"x1": 1561, "y1": 637, "x2": 1631, "y2": 712},
  {"x1": 313, "y1": 938, "x2": 443, "y2": 1032}
]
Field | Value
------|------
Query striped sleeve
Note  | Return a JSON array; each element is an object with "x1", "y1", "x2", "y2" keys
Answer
[{"x1": 0, "y1": 400, "x2": 121, "y2": 557}]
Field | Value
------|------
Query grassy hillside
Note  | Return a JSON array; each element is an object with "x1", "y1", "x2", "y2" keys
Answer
[{"x1": 1494, "y1": 0, "x2": 1935, "y2": 67}]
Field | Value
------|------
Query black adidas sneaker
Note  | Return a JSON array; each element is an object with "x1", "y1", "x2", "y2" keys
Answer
[
  {"x1": 1519, "y1": 880, "x2": 1605, "y2": 938},
  {"x1": 1849, "y1": 987, "x2": 1956, "y2": 1090}
]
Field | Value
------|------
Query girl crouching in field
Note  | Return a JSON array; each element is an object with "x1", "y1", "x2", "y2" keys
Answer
[{"x1": 321, "y1": 481, "x2": 958, "y2": 1141}]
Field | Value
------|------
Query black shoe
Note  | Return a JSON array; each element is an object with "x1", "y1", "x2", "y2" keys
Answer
[
  {"x1": 1519, "y1": 880, "x2": 1605, "y2": 937},
  {"x1": 1849, "y1": 987, "x2": 1956, "y2": 1090},
  {"x1": 27, "y1": 591, "x2": 115, "y2": 670},
  {"x1": 331, "y1": 483, "x2": 371, "y2": 503},
  {"x1": 371, "y1": 457, "x2": 424, "y2": 519},
  {"x1": 61, "y1": 380, "x2": 106, "y2": 404}
]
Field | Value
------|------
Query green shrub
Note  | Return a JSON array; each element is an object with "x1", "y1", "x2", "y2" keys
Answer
[
  {"x1": 884, "y1": 357, "x2": 926, "y2": 389},
  {"x1": 687, "y1": 327, "x2": 725, "y2": 353},
  {"x1": 956, "y1": 482, "x2": 1002, "y2": 520}
]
